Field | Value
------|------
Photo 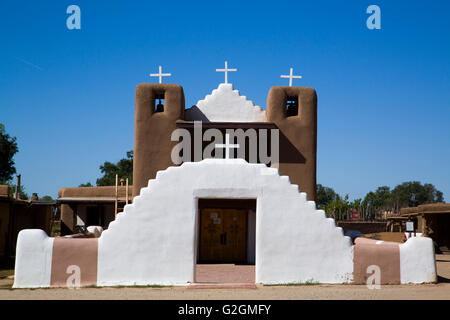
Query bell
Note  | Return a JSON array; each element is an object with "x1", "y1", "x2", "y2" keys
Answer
[
  {"x1": 156, "y1": 99, "x2": 164, "y2": 112},
  {"x1": 286, "y1": 101, "x2": 298, "y2": 117}
]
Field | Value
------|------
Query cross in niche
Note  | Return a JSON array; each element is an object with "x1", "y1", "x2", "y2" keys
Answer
[
  {"x1": 280, "y1": 67, "x2": 302, "y2": 86},
  {"x1": 215, "y1": 133, "x2": 240, "y2": 159},
  {"x1": 216, "y1": 61, "x2": 237, "y2": 84},
  {"x1": 150, "y1": 65, "x2": 172, "y2": 83}
]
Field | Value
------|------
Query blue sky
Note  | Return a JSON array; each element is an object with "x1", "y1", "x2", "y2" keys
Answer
[{"x1": 0, "y1": 0, "x2": 449, "y2": 200}]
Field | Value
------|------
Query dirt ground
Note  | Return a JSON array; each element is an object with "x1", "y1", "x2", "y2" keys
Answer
[{"x1": 0, "y1": 254, "x2": 449, "y2": 300}]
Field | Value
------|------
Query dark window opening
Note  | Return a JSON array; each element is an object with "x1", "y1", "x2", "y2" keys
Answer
[
  {"x1": 86, "y1": 206, "x2": 104, "y2": 227},
  {"x1": 286, "y1": 96, "x2": 298, "y2": 117},
  {"x1": 154, "y1": 93, "x2": 165, "y2": 113}
]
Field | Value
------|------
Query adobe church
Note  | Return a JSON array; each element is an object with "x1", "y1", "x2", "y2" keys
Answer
[
  {"x1": 58, "y1": 63, "x2": 316, "y2": 249},
  {"x1": 13, "y1": 63, "x2": 436, "y2": 287}
]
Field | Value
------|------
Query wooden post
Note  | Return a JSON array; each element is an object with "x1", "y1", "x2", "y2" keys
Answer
[
  {"x1": 15, "y1": 174, "x2": 21, "y2": 200},
  {"x1": 422, "y1": 214, "x2": 427, "y2": 236},
  {"x1": 114, "y1": 174, "x2": 118, "y2": 219},
  {"x1": 126, "y1": 178, "x2": 129, "y2": 204}
]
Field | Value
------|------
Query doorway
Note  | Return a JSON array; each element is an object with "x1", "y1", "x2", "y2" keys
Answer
[
  {"x1": 196, "y1": 198, "x2": 256, "y2": 284},
  {"x1": 197, "y1": 198, "x2": 256, "y2": 264}
]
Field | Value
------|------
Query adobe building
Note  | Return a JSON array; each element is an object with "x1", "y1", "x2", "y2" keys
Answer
[
  {"x1": 58, "y1": 186, "x2": 133, "y2": 235},
  {"x1": 0, "y1": 185, "x2": 54, "y2": 259},
  {"x1": 401, "y1": 203, "x2": 450, "y2": 253},
  {"x1": 16, "y1": 65, "x2": 435, "y2": 287}
]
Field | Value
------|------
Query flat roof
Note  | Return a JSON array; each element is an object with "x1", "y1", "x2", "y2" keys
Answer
[{"x1": 57, "y1": 197, "x2": 129, "y2": 204}]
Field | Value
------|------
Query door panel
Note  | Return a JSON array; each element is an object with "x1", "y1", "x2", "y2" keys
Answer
[
  {"x1": 199, "y1": 208, "x2": 247, "y2": 263},
  {"x1": 223, "y1": 209, "x2": 247, "y2": 263},
  {"x1": 199, "y1": 208, "x2": 223, "y2": 262}
]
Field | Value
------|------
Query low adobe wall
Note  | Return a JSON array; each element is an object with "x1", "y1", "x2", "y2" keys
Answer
[
  {"x1": 353, "y1": 237, "x2": 436, "y2": 284},
  {"x1": 337, "y1": 221, "x2": 387, "y2": 234},
  {"x1": 14, "y1": 229, "x2": 437, "y2": 287}
]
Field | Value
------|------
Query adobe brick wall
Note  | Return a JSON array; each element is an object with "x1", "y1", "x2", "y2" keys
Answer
[
  {"x1": 336, "y1": 221, "x2": 387, "y2": 234},
  {"x1": 266, "y1": 86, "x2": 317, "y2": 200}
]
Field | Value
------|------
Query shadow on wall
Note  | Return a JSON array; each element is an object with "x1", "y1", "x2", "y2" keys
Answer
[
  {"x1": 185, "y1": 106, "x2": 209, "y2": 122},
  {"x1": 278, "y1": 128, "x2": 305, "y2": 164}
]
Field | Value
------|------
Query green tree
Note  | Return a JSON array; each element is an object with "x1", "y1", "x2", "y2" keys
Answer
[
  {"x1": 79, "y1": 182, "x2": 93, "y2": 187},
  {"x1": 435, "y1": 190, "x2": 444, "y2": 203},
  {"x1": 324, "y1": 194, "x2": 350, "y2": 220},
  {"x1": 0, "y1": 124, "x2": 18, "y2": 184},
  {"x1": 8, "y1": 184, "x2": 29, "y2": 200},
  {"x1": 391, "y1": 181, "x2": 444, "y2": 211},
  {"x1": 360, "y1": 182, "x2": 444, "y2": 219},
  {"x1": 316, "y1": 184, "x2": 339, "y2": 209},
  {"x1": 96, "y1": 151, "x2": 133, "y2": 186}
]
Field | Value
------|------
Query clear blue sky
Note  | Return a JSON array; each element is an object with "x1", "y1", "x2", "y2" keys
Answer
[{"x1": 1, "y1": 0, "x2": 449, "y2": 200}]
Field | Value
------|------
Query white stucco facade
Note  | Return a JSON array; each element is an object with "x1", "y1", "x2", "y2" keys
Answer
[
  {"x1": 97, "y1": 159, "x2": 353, "y2": 286},
  {"x1": 184, "y1": 83, "x2": 266, "y2": 122}
]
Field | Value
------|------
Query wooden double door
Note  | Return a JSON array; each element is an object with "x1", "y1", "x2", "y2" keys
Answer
[{"x1": 199, "y1": 208, "x2": 247, "y2": 263}]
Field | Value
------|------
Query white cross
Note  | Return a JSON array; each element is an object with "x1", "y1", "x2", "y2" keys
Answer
[
  {"x1": 280, "y1": 67, "x2": 302, "y2": 86},
  {"x1": 150, "y1": 65, "x2": 172, "y2": 83},
  {"x1": 215, "y1": 133, "x2": 240, "y2": 159},
  {"x1": 216, "y1": 61, "x2": 237, "y2": 84}
]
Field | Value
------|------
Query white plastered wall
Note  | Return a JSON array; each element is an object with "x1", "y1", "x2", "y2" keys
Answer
[
  {"x1": 13, "y1": 229, "x2": 53, "y2": 288},
  {"x1": 184, "y1": 83, "x2": 266, "y2": 122},
  {"x1": 400, "y1": 237, "x2": 437, "y2": 284},
  {"x1": 97, "y1": 159, "x2": 354, "y2": 286}
]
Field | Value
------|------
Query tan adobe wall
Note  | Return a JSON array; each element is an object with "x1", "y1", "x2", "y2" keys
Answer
[
  {"x1": 58, "y1": 186, "x2": 133, "y2": 199},
  {"x1": 266, "y1": 86, "x2": 317, "y2": 200},
  {"x1": 0, "y1": 185, "x2": 9, "y2": 198},
  {"x1": 133, "y1": 84, "x2": 185, "y2": 198}
]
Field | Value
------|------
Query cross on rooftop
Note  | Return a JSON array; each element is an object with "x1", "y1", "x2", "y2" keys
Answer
[
  {"x1": 150, "y1": 65, "x2": 172, "y2": 84},
  {"x1": 215, "y1": 133, "x2": 240, "y2": 159},
  {"x1": 280, "y1": 67, "x2": 302, "y2": 86},
  {"x1": 216, "y1": 61, "x2": 237, "y2": 84}
]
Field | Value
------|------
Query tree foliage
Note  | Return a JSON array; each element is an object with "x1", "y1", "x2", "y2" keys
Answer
[
  {"x1": 96, "y1": 151, "x2": 133, "y2": 186},
  {"x1": 317, "y1": 181, "x2": 444, "y2": 221},
  {"x1": 79, "y1": 182, "x2": 93, "y2": 187},
  {"x1": 0, "y1": 124, "x2": 18, "y2": 184},
  {"x1": 8, "y1": 184, "x2": 29, "y2": 200},
  {"x1": 316, "y1": 184, "x2": 339, "y2": 209}
]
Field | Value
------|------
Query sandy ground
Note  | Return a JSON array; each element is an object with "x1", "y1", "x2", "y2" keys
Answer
[{"x1": 0, "y1": 254, "x2": 449, "y2": 300}]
